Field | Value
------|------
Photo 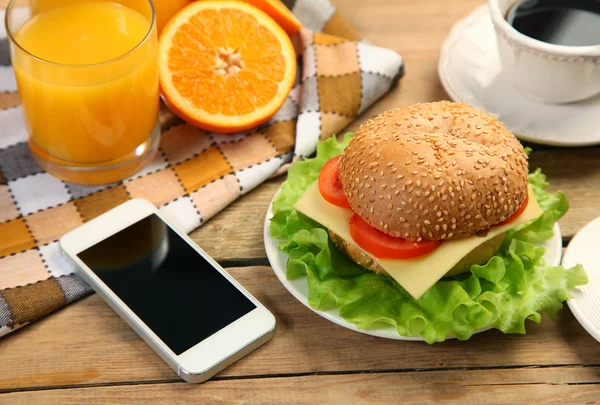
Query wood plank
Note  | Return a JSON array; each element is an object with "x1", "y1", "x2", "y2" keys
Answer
[
  {"x1": 1, "y1": 266, "x2": 597, "y2": 391},
  {"x1": 189, "y1": 179, "x2": 282, "y2": 263},
  {"x1": 329, "y1": 0, "x2": 473, "y2": 124},
  {"x1": 2, "y1": 0, "x2": 599, "y2": 401},
  {"x1": 529, "y1": 149, "x2": 600, "y2": 241},
  {"x1": 3, "y1": 367, "x2": 599, "y2": 404},
  {"x1": 190, "y1": 147, "x2": 600, "y2": 261}
]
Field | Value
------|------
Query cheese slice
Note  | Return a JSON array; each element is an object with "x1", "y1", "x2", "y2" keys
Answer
[{"x1": 294, "y1": 183, "x2": 543, "y2": 299}]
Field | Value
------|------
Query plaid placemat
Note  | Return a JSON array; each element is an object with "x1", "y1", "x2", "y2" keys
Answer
[{"x1": 0, "y1": 0, "x2": 403, "y2": 337}]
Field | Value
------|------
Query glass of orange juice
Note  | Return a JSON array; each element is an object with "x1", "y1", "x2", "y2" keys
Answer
[{"x1": 6, "y1": 0, "x2": 160, "y2": 185}]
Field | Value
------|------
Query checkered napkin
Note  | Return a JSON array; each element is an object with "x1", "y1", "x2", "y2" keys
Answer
[{"x1": 0, "y1": 0, "x2": 403, "y2": 337}]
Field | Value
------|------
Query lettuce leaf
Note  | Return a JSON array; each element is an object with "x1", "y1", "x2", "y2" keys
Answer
[{"x1": 270, "y1": 135, "x2": 588, "y2": 343}]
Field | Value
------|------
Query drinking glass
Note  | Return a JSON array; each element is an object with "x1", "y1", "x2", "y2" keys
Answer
[{"x1": 5, "y1": 0, "x2": 160, "y2": 185}]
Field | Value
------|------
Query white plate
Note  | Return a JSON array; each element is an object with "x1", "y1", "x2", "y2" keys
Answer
[
  {"x1": 563, "y1": 217, "x2": 600, "y2": 343},
  {"x1": 438, "y1": 5, "x2": 600, "y2": 147},
  {"x1": 264, "y1": 191, "x2": 563, "y2": 341}
]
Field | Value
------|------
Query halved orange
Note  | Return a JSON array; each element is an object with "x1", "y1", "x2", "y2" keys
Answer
[
  {"x1": 159, "y1": 1, "x2": 297, "y2": 133},
  {"x1": 239, "y1": 0, "x2": 302, "y2": 36}
]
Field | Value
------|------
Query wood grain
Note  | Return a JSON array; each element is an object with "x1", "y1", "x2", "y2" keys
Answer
[
  {"x1": 3, "y1": 0, "x2": 600, "y2": 401},
  {"x1": 529, "y1": 149, "x2": 600, "y2": 241},
  {"x1": 3, "y1": 367, "x2": 599, "y2": 404},
  {"x1": 189, "y1": 180, "x2": 282, "y2": 263},
  {"x1": 1, "y1": 266, "x2": 598, "y2": 391}
]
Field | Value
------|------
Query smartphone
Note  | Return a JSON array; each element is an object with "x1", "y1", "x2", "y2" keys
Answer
[{"x1": 59, "y1": 199, "x2": 276, "y2": 383}]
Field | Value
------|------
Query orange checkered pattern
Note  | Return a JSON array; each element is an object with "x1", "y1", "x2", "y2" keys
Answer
[{"x1": 0, "y1": 0, "x2": 403, "y2": 337}]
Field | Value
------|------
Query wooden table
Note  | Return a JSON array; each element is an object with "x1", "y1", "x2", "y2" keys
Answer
[{"x1": 2, "y1": 0, "x2": 599, "y2": 403}]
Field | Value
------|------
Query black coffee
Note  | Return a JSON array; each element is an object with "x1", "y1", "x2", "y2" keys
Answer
[{"x1": 505, "y1": 0, "x2": 600, "y2": 46}]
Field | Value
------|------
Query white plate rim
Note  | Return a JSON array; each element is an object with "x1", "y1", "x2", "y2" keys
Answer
[
  {"x1": 264, "y1": 188, "x2": 563, "y2": 341},
  {"x1": 563, "y1": 216, "x2": 600, "y2": 343},
  {"x1": 438, "y1": 4, "x2": 600, "y2": 147}
]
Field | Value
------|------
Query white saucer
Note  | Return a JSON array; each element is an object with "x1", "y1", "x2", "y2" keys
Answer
[
  {"x1": 264, "y1": 190, "x2": 563, "y2": 341},
  {"x1": 563, "y1": 218, "x2": 600, "y2": 343},
  {"x1": 438, "y1": 5, "x2": 600, "y2": 147}
]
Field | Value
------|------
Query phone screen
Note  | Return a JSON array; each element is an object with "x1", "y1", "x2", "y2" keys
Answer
[{"x1": 77, "y1": 214, "x2": 256, "y2": 355}]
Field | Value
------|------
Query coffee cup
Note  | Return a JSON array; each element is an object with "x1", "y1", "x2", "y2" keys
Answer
[{"x1": 488, "y1": 0, "x2": 600, "y2": 104}]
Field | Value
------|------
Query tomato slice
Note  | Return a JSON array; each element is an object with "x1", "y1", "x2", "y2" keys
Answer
[
  {"x1": 349, "y1": 214, "x2": 441, "y2": 260},
  {"x1": 318, "y1": 156, "x2": 352, "y2": 209},
  {"x1": 497, "y1": 194, "x2": 529, "y2": 226}
]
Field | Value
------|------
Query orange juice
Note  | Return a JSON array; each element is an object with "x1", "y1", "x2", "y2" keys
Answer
[
  {"x1": 11, "y1": 1, "x2": 159, "y2": 182},
  {"x1": 31, "y1": 0, "x2": 190, "y2": 35}
]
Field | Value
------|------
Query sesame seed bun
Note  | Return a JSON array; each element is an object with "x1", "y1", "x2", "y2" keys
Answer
[{"x1": 338, "y1": 101, "x2": 528, "y2": 241}]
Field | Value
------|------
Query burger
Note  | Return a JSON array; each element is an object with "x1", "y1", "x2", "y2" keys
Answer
[{"x1": 270, "y1": 101, "x2": 587, "y2": 343}]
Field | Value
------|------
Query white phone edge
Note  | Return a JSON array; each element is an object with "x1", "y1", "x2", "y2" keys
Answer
[{"x1": 59, "y1": 198, "x2": 276, "y2": 383}]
